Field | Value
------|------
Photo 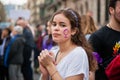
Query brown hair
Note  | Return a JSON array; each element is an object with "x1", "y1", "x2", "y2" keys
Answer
[
  {"x1": 108, "y1": 0, "x2": 120, "y2": 14},
  {"x1": 51, "y1": 8, "x2": 97, "y2": 71},
  {"x1": 81, "y1": 15, "x2": 98, "y2": 35},
  {"x1": 3, "y1": 28, "x2": 11, "y2": 35},
  {"x1": 109, "y1": 0, "x2": 120, "y2": 8}
]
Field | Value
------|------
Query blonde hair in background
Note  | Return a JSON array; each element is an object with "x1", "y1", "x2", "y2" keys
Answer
[{"x1": 81, "y1": 15, "x2": 98, "y2": 35}]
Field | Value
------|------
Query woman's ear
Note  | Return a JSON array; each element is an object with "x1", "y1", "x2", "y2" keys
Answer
[{"x1": 71, "y1": 28, "x2": 77, "y2": 36}]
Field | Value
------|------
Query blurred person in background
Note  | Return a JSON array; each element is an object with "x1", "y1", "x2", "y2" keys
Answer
[
  {"x1": 0, "y1": 28, "x2": 2, "y2": 44},
  {"x1": 0, "y1": 28, "x2": 11, "y2": 80},
  {"x1": 89, "y1": 0, "x2": 120, "y2": 80},
  {"x1": 25, "y1": 21, "x2": 36, "y2": 38},
  {"x1": 34, "y1": 24, "x2": 45, "y2": 73},
  {"x1": 81, "y1": 15, "x2": 98, "y2": 40},
  {"x1": 4, "y1": 26, "x2": 25, "y2": 80},
  {"x1": 16, "y1": 17, "x2": 35, "y2": 80},
  {"x1": 42, "y1": 21, "x2": 56, "y2": 50},
  {"x1": 81, "y1": 15, "x2": 98, "y2": 80},
  {"x1": 35, "y1": 24, "x2": 44, "y2": 55}
]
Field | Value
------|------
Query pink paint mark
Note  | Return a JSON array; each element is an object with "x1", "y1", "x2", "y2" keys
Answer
[{"x1": 63, "y1": 29, "x2": 69, "y2": 38}]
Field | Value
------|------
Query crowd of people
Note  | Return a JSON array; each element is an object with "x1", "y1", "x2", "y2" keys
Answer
[
  {"x1": 0, "y1": 16, "x2": 57, "y2": 80},
  {"x1": 0, "y1": 17, "x2": 35, "y2": 80},
  {"x1": 0, "y1": 0, "x2": 120, "y2": 80}
]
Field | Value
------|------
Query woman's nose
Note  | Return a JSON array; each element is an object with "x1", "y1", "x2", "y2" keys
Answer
[{"x1": 54, "y1": 24, "x2": 60, "y2": 30}]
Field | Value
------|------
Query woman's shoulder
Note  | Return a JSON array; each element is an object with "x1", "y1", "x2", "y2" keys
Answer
[
  {"x1": 70, "y1": 46, "x2": 88, "y2": 59},
  {"x1": 73, "y1": 46, "x2": 86, "y2": 54}
]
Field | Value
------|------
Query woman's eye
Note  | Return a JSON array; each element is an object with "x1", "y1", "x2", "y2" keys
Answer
[
  {"x1": 61, "y1": 24, "x2": 66, "y2": 27},
  {"x1": 52, "y1": 23, "x2": 56, "y2": 27}
]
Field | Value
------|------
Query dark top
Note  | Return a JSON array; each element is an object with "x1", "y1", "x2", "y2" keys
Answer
[
  {"x1": 89, "y1": 25, "x2": 120, "y2": 80},
  {"x1": 7, "y1": 35, "x2": 25, "y2": 65},
  {"x1": 23, "y1": 27, "x2": 35, "y2": 48}
]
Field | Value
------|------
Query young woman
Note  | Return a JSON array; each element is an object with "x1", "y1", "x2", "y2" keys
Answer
[
  {"x1": 42, "y1": 21, "x2": 55, "y2": 50},
  {"x1": 81, "y1": 15, "x2": 98, "y2": 80},
  {"x1": 38, "y1": 8, "x2": 97, "y2": 80},
  {"x1": 81, "y1": 15, "x2": 98, "y2": 40}
]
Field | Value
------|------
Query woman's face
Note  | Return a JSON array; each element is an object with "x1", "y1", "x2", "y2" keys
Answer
[
  {"x1": 51, "y1": 13, "x2": 74, "y2": 43},
  {"x1": 46, "y1": 22, "x2": 51, "y2": 34}
]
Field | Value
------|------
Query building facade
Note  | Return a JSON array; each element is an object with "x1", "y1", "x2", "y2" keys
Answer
[
  {"x1": 26, "y1": 0, "x2": 45, "y2": 25},
  {"x1": 39, "y1": 0, "x2": 109, "y2": 26},
  {"x1": 0, "y1": 1, "x2": 6, "y2": 22}
]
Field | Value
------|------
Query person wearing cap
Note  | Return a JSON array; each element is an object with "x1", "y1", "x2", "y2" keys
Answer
[
  {"x1": 4, "y1": 26, "x2": 25, "y2": 80},
  {"x1": 89, "y1": 0, "x2": 120, "y2": 80}
]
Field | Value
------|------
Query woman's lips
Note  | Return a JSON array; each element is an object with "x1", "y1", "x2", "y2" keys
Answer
[{"x1": 52, "y1": 33, "x2": 60, "y2": 37}]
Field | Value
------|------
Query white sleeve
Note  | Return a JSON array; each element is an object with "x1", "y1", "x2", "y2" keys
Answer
[{"x1": 65, "y1": 50, "x2": 89, "y2": 79}]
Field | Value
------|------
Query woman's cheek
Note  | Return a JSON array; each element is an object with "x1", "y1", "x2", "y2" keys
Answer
[{"x1": 63, "y1": 28, "x2": 69, "y2": 38}]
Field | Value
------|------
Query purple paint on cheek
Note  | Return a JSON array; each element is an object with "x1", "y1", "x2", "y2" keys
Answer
[{"x1": 63, "y1": 29, "x2": 69, "y2": 38}]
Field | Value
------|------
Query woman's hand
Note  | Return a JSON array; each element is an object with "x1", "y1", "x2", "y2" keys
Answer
[
  {"x1": 38, "y1": 56, "x2": 49, "y2": 80},
  {"x1": 39, "y1": 49, "x2": 55, "y2": 67},
  {"x1": 38, "y1": 49, "x2": 61, "y2": 80},
  {"x1": 38, "y1": 57, "x2": 49, "y2": 76}
]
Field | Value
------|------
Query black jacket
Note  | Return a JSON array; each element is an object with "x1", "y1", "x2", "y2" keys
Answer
[{"x1": 7, "y1": 35, "x2": 25, "y2": 65}]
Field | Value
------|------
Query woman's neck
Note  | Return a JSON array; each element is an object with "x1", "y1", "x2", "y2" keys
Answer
[
  {"x1": 58, "y1": 41, "x2": 76, "y2": 54},
  {"x1": 56, "y1": 41, "x2": 77, "y2": 64}
]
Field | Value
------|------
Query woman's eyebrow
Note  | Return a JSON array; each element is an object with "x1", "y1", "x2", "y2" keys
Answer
[
  {"x1": 52, "y1": 21, "x2": 66, "y2": 24},
  {"x1": 60, "y1": 22, "x2": 65, "y2": 23},
  {"x1": 59, "y1": 22, "x2": 66, "y2": 24}
]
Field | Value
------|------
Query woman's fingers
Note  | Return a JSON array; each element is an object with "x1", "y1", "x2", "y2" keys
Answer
[
  {"x1": 49, "y1": 51, "x2": 54, "y2": 56},
  {"x1": 38, "y1": 49, "x2": 56, "y2": 66}
]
